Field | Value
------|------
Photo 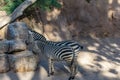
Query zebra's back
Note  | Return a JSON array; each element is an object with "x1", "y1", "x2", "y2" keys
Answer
[
  {"x1": 44, "y1": 44, "x2": 74, "y2": 62},
  {"x1": 57, "y1": 40, "x2": 83, "y2": 52},
  {"x1": 48, "y1": 40, "x2": 83, "y2": 53}
]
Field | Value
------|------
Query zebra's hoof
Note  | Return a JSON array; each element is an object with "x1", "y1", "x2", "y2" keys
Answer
[
  {"x1": 48, "y1": 72, "x2": 54, "y2": 77},
  {"x1": 48, "y1": 73, "x2": 51, "y2": 77},
  {"x1": 48, "y1": 74, "x2": 51, "y2": 77},
  {"x1": 50, "y1": 72, "x2": 54, "y2": 75},
  {"x1": 68, "y1": 76, "x2": 75, "y2": 80}
]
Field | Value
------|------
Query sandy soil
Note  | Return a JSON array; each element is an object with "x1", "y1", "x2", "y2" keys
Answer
[{"x1": 0, "y1": 37, "x2": 120, "y2": 80}]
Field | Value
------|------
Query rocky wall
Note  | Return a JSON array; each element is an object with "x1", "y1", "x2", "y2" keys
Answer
[{"x1": 0, "y1": 22, "x2": 40, "y2": 73}]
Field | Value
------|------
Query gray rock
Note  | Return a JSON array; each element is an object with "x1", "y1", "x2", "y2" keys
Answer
[
  {"x1": 8, "y1": 40, "x2": 27, "y2": 53},
  {"x1": 0, "y1": 54, "x2": 10, "y2": 73},
  {"x1": 0, "y1": 40, "x2": 9, "y2": 53},
  {"x1": 8, "y1": 50, "x2": 39, "y2": 72},
  {"x1": 6, "y1": 22, "x2": 29, "y2": 43}
]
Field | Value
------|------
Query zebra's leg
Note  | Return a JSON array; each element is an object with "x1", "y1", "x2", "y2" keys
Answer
[
  {"x1": 69, "y1": 64, "x2": 75, "y2": 80},
  {"x1": 48, "y1": 57, "x2": 52, "y2": 77},
  {"x1": 74, "y1": 57, "x2": 78, "y2": 76},
  {"x1": 69, "y1": 57, "x2": 78, "y2": 80},
  {"x1": 51, "y1": 59, "x2": 55, "y2": 75},
  {"x1": 48, "y1": 58, "x2": 54, "y2": 77}
]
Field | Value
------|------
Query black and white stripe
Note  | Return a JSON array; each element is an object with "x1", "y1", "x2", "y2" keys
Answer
[
  {"x1": 28, "y1": 30, "x2": 46, "y2": 41},
  {"x1": 36, "y1": 41, "x2": 74, "y2": 61},
  {"x1": 48, "y1": 40, "x2": 83, "y2": 54}
]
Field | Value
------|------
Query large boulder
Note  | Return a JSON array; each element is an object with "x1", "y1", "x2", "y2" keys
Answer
[
  {"x1": 8, "y1": 40, "x2": 27, "y2": 53},
  {"x1": 6, "y1": 22, "x2": 30, "y2": 43},
  {"x1": 8, "y1": 50, "x2": 39, "y2": 72},
  {"x1": 0, "y1": 54, "x2": 10, "y2": 73},
  {"x1": 0, "y1": 40, "x2": 27, "y2": 54}
]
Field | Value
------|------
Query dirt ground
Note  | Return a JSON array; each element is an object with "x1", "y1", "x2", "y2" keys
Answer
[{"x1": 0, "y1": 37, "x2": 120, "y2": 80}]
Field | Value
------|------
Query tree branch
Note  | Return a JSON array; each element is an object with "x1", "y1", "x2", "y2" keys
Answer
[{"x1": 0, "y1": 0, "x2": 37, "y2": 29}]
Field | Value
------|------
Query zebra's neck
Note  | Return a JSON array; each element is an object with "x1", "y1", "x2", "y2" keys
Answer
[{"x1": 36, "y1": 41, "x2": 46, "y2": 53}]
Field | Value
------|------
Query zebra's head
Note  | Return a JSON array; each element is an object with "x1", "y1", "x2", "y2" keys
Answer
[{"x1": 74, "y1": 43, "x2": 84, "y2": 53}]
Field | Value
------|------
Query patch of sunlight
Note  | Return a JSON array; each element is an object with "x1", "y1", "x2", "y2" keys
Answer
[
  {"x1": 46, "y1": 9, "x2": 61, "y2": 21},
  {"x1": 78, "y1": 52, "x2": 97, "y2": 66},
  {"x1": 105, "y1": 45, "x2": 110, "y2": 49},
  {"x1": 115, "y1": 66, "x2": 120, "y2": 73},
  {"x1": 87, "y1": 43, "x2": 100, "y2": 51},
  {"x1": 94, "y1": 43, "x2": 100, "y2": 47},
  {"x1": 0, "y1": 73, "x2": 10, "y2": 80},
  {"x1": 108, "y1": 0, "x2": 113, "y2": 4},
  {"x1": 97, "y1": 55, "x2": 108, "y2": 61},
  {"x1": 98, "y1": 61, "x2": 114, "y2": 71},
  {"x1": 109, "y1": 43, "x2": 120, "y2": 50},
  {"x1": 101, "y1": 71, "x2": 117, "y2": 78},
  {"x1": 40, "y1": 66, "x2": 48, "y2": 80},
  {"x1": 116, "y1": 57, "x2": 120, "y2": 61},
  {"x1": 0, "y1": 11, "x2": 7, "y2": 17},
  {"x1": 108, "y1": 10, "x2": 114, "y2": 20},
  {"x1": 45, "y1": 32, "x2": 62, "y2": 41},
  {"x1": 0, "y1": 71, "x2": 36, "y2": 80},
  {"x1": 118, "y1": 0, "x2": 120, "y2": 4},
  {"x1": 87, "y1": 46, "x2": 98, "y2": 51},
  {"x1": 110, "y1": 43, "x2": 119, "y2": 48},
  {"x1": 17, "y1": 71, "x2": 35, "y2": 80}
]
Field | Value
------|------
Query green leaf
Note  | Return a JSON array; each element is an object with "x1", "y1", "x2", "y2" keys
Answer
[{"x1": 2, "y1": 0, "x2": 61, "y2": 14}]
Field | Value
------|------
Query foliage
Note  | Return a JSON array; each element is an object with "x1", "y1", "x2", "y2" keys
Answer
[
  {"x1": 1, "y1": 0, "x2": 61, "y2": 15},
  {"x1": 33, "y1": 0, "x2": 61, "y2": 11},
  {"x1": 1, "y1": 0, "x2": 24, "y2": 14}
]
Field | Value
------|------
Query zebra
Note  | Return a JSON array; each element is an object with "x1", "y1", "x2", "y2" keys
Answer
[
  {"x1": 35, "y1": 40, "x2": 79, "y2": 80},
  {"x1": 29, "y1": 30, "x2": 83, "y2": 79}
]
